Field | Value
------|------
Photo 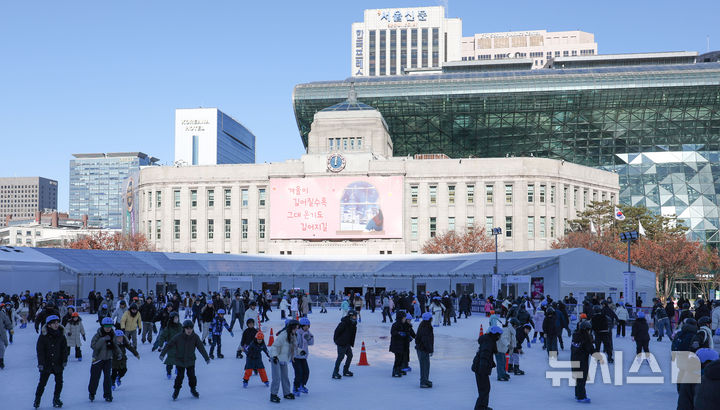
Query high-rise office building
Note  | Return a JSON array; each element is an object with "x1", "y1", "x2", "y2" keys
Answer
[
  {"x1": 0, "y1": 177, "x2": 58, "y2": 227},
  {"x1": 70, "y1": 152, "x2": 158, "y2": 229},
  {"x1": 174, "y1": 108, "x2": 256, "y2": 166}
]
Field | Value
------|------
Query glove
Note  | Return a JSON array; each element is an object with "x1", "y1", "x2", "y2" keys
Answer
[
  {"x1": 272, "y1": 356, "x2": 279, "y2": 364},
  {"x1": 82, "y1": 335, "x2": 86, "y2": 341},
  {"x1": 527, "y1": 341, "x2": 531, "y2": 348},
  {"x1": 138, "y1": 329, "x2": 142, "y2": 335},
  {"x1": 152, "y1": 346, "x2": 158, "y2": 352},
  {"x1": 398, "y1": 331, "x2": 407, "y2": 337},
  {"x1": 229, "y1": 331, "x2": 234, "y2": 337},
  {"x1": 300, "y1": 350, "x2": 307, "y2": 356},
  {"x1": 159, "y1": 354, "x2": 165, "y2": 361},
  {"x1": 206, "y1": 359, "x2": 211, "y2": 365},
  {"x1": 134, "y1": 352, "x2": 140, "y2": 359}
]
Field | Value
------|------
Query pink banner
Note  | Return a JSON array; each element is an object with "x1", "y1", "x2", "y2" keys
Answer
[{"x1": 270, "y1": 176, "x2": 403, "y2": 239}]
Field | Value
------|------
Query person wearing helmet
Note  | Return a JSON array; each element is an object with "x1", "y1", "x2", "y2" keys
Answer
[
  {"x1": 64, "y1": 312, "x2": 86, "y2": 362},
  {"x1": 415, "y1": 312, "x2": 434, "y2": 388},
  {"x1": 691, "y1": 316, "x2": 714, "y2": 351},
  {"x1": 473, "y1": 326, "x2": 502, "y2": 410},
  {"x1": 292, "y1": 317, "x2": 314, "y2": 396},
  {"x1": 269, "y1": 319, "x2": 300, "y2": 402},
  {"x1": 120, "y1": 303, "x2": 142, "y2": 349},
  {"x1": 97, "y1": 303, "x2": 110, "y2": 325},
  {"x1": 33, "y1": 315, "x2": 68, "y2": 409},
  {"x1": 713, "y1": 328, "x2": 720, "y2": 356},
  {"x1": 631, "y1": 311, "x2": 650, "y2": 357},
  {"x1": 153, "y1": 312, "x2": 182, "y2": 379},
  {"x1": 332, "y1": 310, "x2": 358, "y2": 379},
  {"x1": 35, "y1": 302, "x2": 59, "y2": 334},
  {"x1": 110, "y1": 330, "x2": 140, "y2": 391},
  {"x1": 693, "y1": 347, "x2": 720, "y2": 409},
  {"x1": 160, "y1": 319, "x2": 210, "y2": 400},
  {"x1": 111, "y1": 300, "x2": 127, "y2": 328},
  {"x1": 571, "y1": 320, "x2": 596, "y2": 403},
  {"x1": 88, "y1": 317, "x2": 123, "y2": 403},
  {"x1": 208, "y1": 309, "x2": 233, "y2": 359},
  {"x1": 495, "y1": 318, "x2": 516, "y2": 381},
  {"x1": 243, "y1": 330, "x2": 270, "y2": 388}
]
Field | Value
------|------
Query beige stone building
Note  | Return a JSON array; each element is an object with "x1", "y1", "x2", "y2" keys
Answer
[{"x1": 136, "y1": 94, "x2": 618, "y2": 255}]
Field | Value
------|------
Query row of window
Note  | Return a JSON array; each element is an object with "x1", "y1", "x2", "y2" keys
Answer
[
  {"x1": 147, "y1": 218, "x2": 266, "y2": 241},
  {"x1": 462, "y1": 49, "x2": 594, "y2": 61},
  {"x1": 411, "y1": 215, "x2": 560, "y2": 239},
  {"x1": 410, "y1": 184, "x2": 613, "y2": 206},
  {"x1": 145, "y1": 188, "x2": 267, "y2": 210},
  {"x1": 328, "y1": 137, "x2": 363, "y2": 152}
]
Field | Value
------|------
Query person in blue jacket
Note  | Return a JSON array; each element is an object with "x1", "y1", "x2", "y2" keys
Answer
[{"x1": 208, "y1": 309, "x2": 233, "y2": 359}]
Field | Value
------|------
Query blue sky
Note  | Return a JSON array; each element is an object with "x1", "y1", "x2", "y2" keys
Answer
[{"x1": 1, "y1": 0, "x2": 719, "y2": 212}]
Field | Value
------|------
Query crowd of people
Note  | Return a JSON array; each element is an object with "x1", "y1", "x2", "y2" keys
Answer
[{"x1": 1, "y1": 288, "x2": 720, "y2": 409}]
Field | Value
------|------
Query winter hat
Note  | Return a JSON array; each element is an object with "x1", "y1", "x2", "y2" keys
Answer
[
  {"x1": 405, "y1": 313, "x2": 413, "y2": 320},
  {"x1": 299, "y1": 317, "x2": 310, "y2": 326},
  {"x1": 696, "y1": 348, "x2": 719, "y2": 364},
  {"x1": 46, "y1": 315, "x2": 60, "y2": 324},
  {"x1": 490, "y1": 310, "x2": 495, "y2": 314},
  {"x1": 579, "y1": 313, "x2": 587, "y2": 319},
  {"x1": 129, "y1": 303, "x2": 138, "y2": 310},
  {"x1": 255, "y1": 331, "x2": 264, "y2": 340},
  {"x1": 67, "y1": 305, "x2": 75, "y2": 310},
  {"x1": 422, "y1": 312, "x2": 432, "y2": 321},
  {"x1": 182, "y1": 320, "x2": 194, "y2": 328},
  {"x1": 101, "y1": 317, "x2": 114, "y2": 326},
  {"x1": 114, "y1": 330, "x2": 125, "y2": 337},
  {"x1": 207, "y1": 300, "x2": 213, "y2": 305},
  {"x1": 637, "y1": 311, "x2": 645, "y2": 319},
  {"x1": 488, "y1": 326, "x2": 503, "y2": 335}
]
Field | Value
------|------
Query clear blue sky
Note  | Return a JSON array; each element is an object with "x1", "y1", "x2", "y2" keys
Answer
[{"x1": 1, "y1": 0, "x2": 718, "y2": 212}]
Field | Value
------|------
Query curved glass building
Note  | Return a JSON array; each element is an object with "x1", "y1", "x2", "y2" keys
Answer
[{"x1": 293, "y1": 52, "x2": 720, "y2": 244}]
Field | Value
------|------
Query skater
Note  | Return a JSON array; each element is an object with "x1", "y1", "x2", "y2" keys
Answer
[
  {"x1": 473, "y1": 326, "x2": 502, "y2": 410},
  {"x1": 401, "y1": 312, "x2": 416, "y2": 373},
  {"x1": 96, "y1": 304, "x2": 110, "y2": 323},
  {"x1": 0, "y1": 304, "x2": 12, "y2": 369},
  {"x1": 229, "y1": 293, "x2": 246, "y2": 332},
  {"x1": 152, "y1": 312, "x2": 182, "y2": 379},
  {"x1": 110, "y1": 330, "x2": 140, "y2": 390},
  {"x1": 631, "y1": 311, "x2": 650, "y2": 356},
  {"x1": 431, "y1": 296, "x2": 444, "y2": 327},
  {"x1": 139, "y1": 296, "x2": 157, "y2": 344},
  {"x1": 208, "y1": 309, "x2": 233, "y2": 359},
  {"x1": 532, "y1": 307, "x2": 545, "y2": 344},
  {"x1": 199, "y1": 300, "x2": 215, "y2": 344},
  {"x1": 269, "y1": 319, "x2": 299, "y2": 402},
  {"x1": 243, "y1": 330, "x2": 270, "y2": 387},
  {"x1": 120, "y1": 303, "x2": 142, "y2": 349},
  {"x1": 615, "y1": 303, "x2": 629, "y2": 337},
  {"x1": 571, "y1": 320, "x2": 596, "y2": 403},
  {"x1": 415, "y1": 312, "x2": 434, "y2": 388},
  {"x1": 111, "y1": 300, "x2": 127, "y2": 327},
  {"x1": 293, "y1": 317, "x2": 314, "y2": 396},
  {"x1": 33, "y1": 315, "x2": 68, "y2": 409},
  {"x1": 390, "y1": 311, "x2": 408, "y2": 377},
  {"x1": 590, "y1": 306, "x2": 613, "y2": 363},
  {"x1": 64, "y1": 312, "x2": 85, "y2": 362},
  {"x1": 693, "y1": 348, "x2": 720, "y2": 409},
  {"x1": 279, "y1": 296, "x2": 289, "y2": 320},
  {"x1": 543, "y1": 307, "x2": 559, "y2": 354},
  {"x1": 381, "y1": 293, "x2": 391, "y2": 323},
  {"x1": 511, "y1": 322, "x2": 531, "y2": 375},
  {"x1": 159, "y1": 319, "x2": 211, "y2": 400},
  {"x1": 88, "y1": 317, "x2": 122, "y2": 402},
  {"x1": 495, "y1": 319, "x2": 515, "y2": 381},
  {"x1": 332, "y1": 310, "x2": 358, "y2": 379},
  {"x1": 237, "y1": 318, "x2": 257, "y2": 359}
]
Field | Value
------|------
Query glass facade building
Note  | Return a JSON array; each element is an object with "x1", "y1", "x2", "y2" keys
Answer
[
  {"x1": 70, "y1": 152, "x2": 158, "y2": 229},
  {"x1": 293, "y1": 56, "x2": 720, "y2": 244}
]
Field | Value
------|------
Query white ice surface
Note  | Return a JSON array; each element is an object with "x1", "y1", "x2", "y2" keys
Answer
[{"x1": 2, "y1": 309, "x2": 678, "y2": 409}]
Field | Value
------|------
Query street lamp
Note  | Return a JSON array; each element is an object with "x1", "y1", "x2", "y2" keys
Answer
[
  {"x1": 620, "y1": 230, "x2": 639, "y2": 306},
  {"x1": 620, "y1": 230, "x2": 639, "y2": 272},
  {"x1": 491, "y1": 227, "x2": 502, "y2": 274}
]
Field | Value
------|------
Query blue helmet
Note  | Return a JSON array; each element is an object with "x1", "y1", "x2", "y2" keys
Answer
[
  {"x1": 217, "y1": 309, "x2": 226, "y2": 315},
  {"x1": 114, "y1": 330, "x2": 125, "y2": 337},
  {"x1": 488, "y1": 326, "x2": 503, "y2": 335},
  {"x1": 45, "y1": 315, "x2": 60, "y2": 324},
  {"x1": 637, "y1": 311, "x2": 645, "y2": 319},
  {"x1": 102, "y1": 304, "x2": 108, "y2": 309},
  {"x1": 696, "y1": 348, "x2": 719, "y2": 363},
  {"x1": 67, "y1": 305, "x2": 75, "y2": 310},
  {"x1": 422, "y1": 312, "x2": 432, "y2": 321},
  {"x1": 299, "y1": 317, "x2": 310, "y2": 326},
  {"x1": 101, "y1": 317, "x2": 114, "y2": 326},
  {"x1": 405, "y1": 313, "x2": 413, "y2": 320}
]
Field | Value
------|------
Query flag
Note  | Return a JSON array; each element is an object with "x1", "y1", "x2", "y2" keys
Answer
[
  {"x1": 638, "y1": 221, "x2": 646, "y2": 236},
  {"x1": 614, "y1": 207, "x2": 626, "y2": 221},
  {"x1": 590, "y1": 220, "x2": 597, "y2": 234}
]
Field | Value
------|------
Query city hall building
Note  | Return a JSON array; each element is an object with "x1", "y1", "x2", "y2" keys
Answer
[{"x1": 132, "y1": 90, "x2": 618, "y2": 256}]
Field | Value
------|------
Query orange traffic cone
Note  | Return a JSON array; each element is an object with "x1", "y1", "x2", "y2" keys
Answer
[
  {"x1": 479, "y1": 324, "x2": 484, "y2": 337},
  {"x1": 296, "y1": 312, "x2": 299, "y2": 321},
  {"x1": 357, "y1": 341, "x2": 370, "y2": 366},
  {"x1": 505, "y1": 353, "x2": 510, "y2": 372},
  {"x1": 268, "y1": 328, "x2": 275, "y2": 347}
]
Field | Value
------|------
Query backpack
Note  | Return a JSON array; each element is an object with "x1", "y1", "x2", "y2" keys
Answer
[
  {"x1": 689, "y1": 327, "x2": 711, "y2": 352},
  {"x1": 672, "y1": 329, "x2": 696, "y2": 352}
]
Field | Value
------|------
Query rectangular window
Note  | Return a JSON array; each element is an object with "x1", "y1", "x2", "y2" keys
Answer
[
  {"x1": 550, "y1": 217, "x2": 556, "y2": 237},
  {"x1": 448, "y1": 185, "x2": 455, "y2": 204},
  {"x1": 540, "y1": 216, "x2": 546, "y2": 238},
  {"x1": 550, "y1": 186, "x2": 556, "y2": 204},
  {"x1": 563, "y1": 187, "x2": 568, "y2": 205},
  {"x1": 148, "y1": 191, "x2": 152, "y2": 208},
  {"x1": 539, "y1": 185, "x2": 546, "y2": 203},
  {"x1": 241, "y1": 189, "x2": 248, "y2": 207},
  {"x1": 467, "y1": 185, "x2": 474, "y2": 204},
  {"x1": 156, "y1": 220, "x2": 161, "y2": 240},
  {"x1": 174, "y1": 190, "x2": 180, "y2": 208},
  {"x1": 369, "y1": 30, "x2": 376, "y2": 76},
  {"x1": 225, "y1": 219, "x2": 231, "y2": 239},
  {"x1": 430, "y1": 217, "x2": 436, "y2": 237},
  {"x1": 259, "y1": 188, "x2": 266, "y2": 206},
  {"x1": 174, "y1": 220, "x2": 180, "y2": 239},
  {"x1": 528, "y1": 216, "x2": 535, "y2": 238},
  {"x1": 147, "y1": 220, "x2": 152, "y2": 238},
  {"x1": 191, "y1": 219, "x2": 197, "y2": 239},
  {"x1": 527, "y1": 184, "x2": 534, "y2": 203},
  {"x1": 207, "y1": 189, "x2": 214, "y2": 207},
  {"x1": 400, "y1": 29, "x2": 407, "y2": 71},
  {"x1": 192, "y1": 135, "x2": 199, "y2": 165},
  {"x1": 505, "y1": 216, "x2": 513, "y2": 238},
  {"x1": 574, "y1": 188, "x2": 578, "y2": 207},
  {"x1": 421, "y1": 28, "x2": 428, "y2": 68},
  {"x1": 583, "y1": 190, "x2": 588, "y2": 207},
  {"x1": 411, "y1": 217, "x2": 418, "y2": 238},
  {"x1": 467, "y1": 216, "x2": 474, "y2": 229},
  {"x1": 411, "y1": 29, "x2": 417, "y2": 67},
  {"x1": 390, "y1": 29, "x2": 396, "y2": 75},
  {"x1": 259, "y1": 218, "x2": 266, "y2": 239},
  {"x1": 429, "y1": 185, "x2": 437, "y2": 205},
  {"x1": 432, "y1": 28, "x2": 439, "y2": 67},
  {"x1": 156, "y1": 191, "x2": 162, "y2": 207},
  {"x1": 411, "y1": 185, "x2": 418, "y2": 205},
  {"x1": 379, "y1": 30, "x2": 386, "y2": 75},
  {"x1": 241, "y1": 219, "x2": 248, "y2": 239},
  {"x1": 485, "y1": 216, "x2": 493, "y2": 235},
  {"x1": 191, "y1": 190, "x2": 197, "y2": 208},
  {"x1": 486, "y1": 185, "x2": 494, "y2": 204},
  {"x1": 207, "y1": 219, "x2": 214, "y2": 239},
  {"x1": 505, "y1": 184, "x2": 513, "y2": 204},
  {"x1": 224, "y1": 189, "x2": 231, "y2": 207},
  {"x1": 448, "y1": 217, "x2": 455, "y2": 231}
]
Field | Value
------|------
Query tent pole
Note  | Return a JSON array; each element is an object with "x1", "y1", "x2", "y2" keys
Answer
[
  {"x1": 76, "y1": 274, "x2": 81, "y2": 304},
  {"x1": 333, "y1": 275, "x2": 336, "y2": 294},
  {"x1": 145, "y1": 275, "x2": 149, "y2": 295}
]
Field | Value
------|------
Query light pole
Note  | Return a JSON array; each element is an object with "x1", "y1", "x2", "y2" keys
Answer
[
  {"x1": 491, "y1": 227, "x2": 502, "y2": 274},
  {"x1": 620, "y1": 231, "x2": 639, "y2": 272},
  {"x1": 620, "y1": 230, "x2": 639, "y2": 306}
]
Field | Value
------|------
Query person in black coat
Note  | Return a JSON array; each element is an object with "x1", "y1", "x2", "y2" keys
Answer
[
  {"x1": 390, "y1": 312, "x2": 407, "y2": 377},
  {"x1": 473, "y1": 326, "x2": 501, "y2": 410},
  {"x1": 571, "y1": 320, "x2": 596, "y2": 403},
  {"x1": 542, "y1": 307, "x2": 559, "y2": 354},
  {"x1": 34, "y1": 314, "x2": 68, "y2": 409},
  {"x1": 332, "y1": 310, "x2": 357, "y2": 379},
  {"x1": 631, "y1": 311, "x2": 650, "y2": 355},
  {"x1": 591, "y1": 306, "x2": 614, "y2": 363},
  {"x1": 694, "y1": 358, "x2": 720, "y2": 410},
  {"x1": 35, "y1": 303, "x2": 59, "y2": 334},
  {"x1": 139, "y1": 297, "x2": 157, "y2": 344},
  {"x1": 415, "y1": 312, "x2": 434, "y2": 388},
  {"x1": 401, "y1": 313, "x2": 416, "y2": 372}
]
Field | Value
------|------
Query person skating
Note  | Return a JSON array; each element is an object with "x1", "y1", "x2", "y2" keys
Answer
[
  {"x1": 332, "y1": 310, "x2": 358, "y2": 379},
  {"x1": 615, "y1": 303, "x2": 629, "y2": 337},
  {"x1": 0, "y1": 304, "x2": 13, "y2": 369},
  {"x1": 88, "y1": 317, "x2": 122, "y2": 402},
  {"x1": 229, "y1": 293, "x2": 246, "y2": 332},
  {"x1": 35, "y1": 302, "x2": 59, "y2": 334},
  {"x1": 120, "y1": 303, "x2": 142, "y2": 349},
  {"x1": 292, "y1": 317, "x2": 314, "y2": 396},
  {"x1": 532, "y1": 307, "x2": 545, "y2": 344},
  {"x1": 631, "y1": 311, "x2": 651, "y2": 360},
  {"x1": 152, "y1": 312, "x2": 182, "y2": 379},
  {"x1": 199, "y1": 300, "x2": 215, "y2": 345},
  {"x1": 431, "y1": 296, "x2": 444, "y2": 327},
  {"x1": 401, "y1": 312, "x2": 416, "y2": 373},
  {"x1": 269, "y1": 319, "x2": 299, "y2": 402},
  {"x1": 473, "y1": 326, "x2": 502, "y2": 410},
  {"x1": 571, "y1": 320, "x2": 596, "y2": 403},
  {"x1": 64, "y1": 312, "x2": 85, "y2": 362},
  {"x1": 33, "y1": 314, "x2": 68, "y2": 408},
  {"x1": 110, "y1": 330, "x2": 140, "y2": 390},
  {"x1": 495, "y1": 319, "x2": 515, "y2": 381},
  {"x1": 208, "y1": 308, "x2": 233, "y2": 359},
  {"x1": 96, "y1": 304, "x2": 110, "y2": 324},
  {"x1": 111, "y1": 300, "x2": 127, "y2": 327},
  {"x1": 243, "y1": 330, "x2": 270, "y2": 388},
  {"x1": 694, "y1": 348, "x2": 720, "y2": 409},
  {"x1": 542, "y1": 307, "x2": 559, "y2": 354},
  {"x1": 390, "y1": 311, "x2": 408, "y2": 377},
  {"x1": 237, "y1": 318, "x2": 257, "y2": 359},
  {"x1": 415, "y1": 312, "x2": 434, "y2": 388},
  {"x1": 139, "y1": 296, "x2": 157, "y2": 344},
  {"x1": 159, "y1": 319, "x2": 211, "y2": 400},
  {"x1": 511, "y1": 322, "x2": 531, "y2": 375},
  {"x1": 590, "y1": 306, "x2": 614, "y2": 363}
]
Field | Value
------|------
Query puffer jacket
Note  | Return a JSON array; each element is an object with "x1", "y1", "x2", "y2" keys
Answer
[
  {"x1": 64, "y1": 317, "x2": 85, "y2": 347},
  {"x1": 120, "y1": 310, "x2": 142, "y2": 332},
  {"x1": 694, "y1": 359, "x2": 720, "y2": 410},
  {"x1": 295, "y1": 327, "x2": 314, "y2": 359},
  {"x1": 112, "y1": 334, "x2": 139, "y2": 370},
  {"x1": 111, "y1": 306, "x2": 127, "y2": 325},
  {"x1": 615, "y1": 305, "x2": 629, "y2": 322},
  {"x1": 269, "y1": 326, "x2": 297, "y2": 363},
  {"x1": 90, "y1": 327, "x2": 122, "y2": 362},
  {"x1": 160, "y1": 330, "x2": 209, "y2": 368},
  {"x1": 153, "y1": 321, "x2": 183, "y2": 366},
  {"x1": 0, "y1": 310, "x2": 12, "y2": 346},
  {"x1": 496, "y1": 324, "x2": 516, "y2": 354},
  {"x1": 533, "y1": 309, "x2": 545, "y2": 330},
  {"x1": 37, "y1": 324, "x2": 69, "y2": 373},
  {"x1": 711, "y1": 306, "x2": 720, "y2": 331}
]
